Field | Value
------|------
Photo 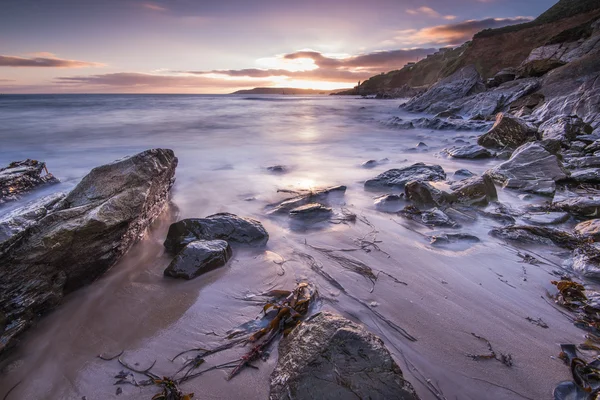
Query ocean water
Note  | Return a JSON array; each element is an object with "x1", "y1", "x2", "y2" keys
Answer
[{"x1": 0, "y1": 95, "x2": 584, "y2": 399}]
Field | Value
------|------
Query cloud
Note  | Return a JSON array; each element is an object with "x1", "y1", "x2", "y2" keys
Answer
[
  {"x1": 0, "y1": 54, "x2": 103, "y2": 68},
  {"x1": 0, "y1": 79, "x2": 15, "y2": 82},
  {"x1": 394, "y1": 17, "x2": 532, "y2": 46},
  {"x1": 406, "y1": 6, "x2": 455, "y2": 20},
  {"x1": 142, "y1": 3, "x2": 167, "y2": 12}
]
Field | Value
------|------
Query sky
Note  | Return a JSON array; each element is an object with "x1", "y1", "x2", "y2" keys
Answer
[{"x1": 0, "y1": 0, "x2": 557, "y2": 94}]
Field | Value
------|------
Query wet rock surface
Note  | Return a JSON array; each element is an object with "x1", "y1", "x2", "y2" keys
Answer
[
  {"x1": 267, "y1": 186, "x2": 346, "y2": 214},
  {"x1": 0, "y1": 148, "x2": 178, "y2": 354},
  {"x1": 0, "y1": 159, "x2": 59, "y2": 204},
  {"x1": 450, "y1": 174, "x2": 498, "y2": 206},
  {"x1": 404, "y1": 180, "x2": 452, "y2": 207},
  {"x1": 164, "y1": 212, "x2": 269, "y2": 254},
  {"x1": 477, "y1": 113, "x2": 538, "y2": 149},
  {"x1": 522, "y1": 211, "x2": 570, "y2": 226},
  {"x1": 574, "y1": 219, "x2": 600, "y2": 241},
  {"x1": 365, "y1": 163, "x2": 446, "y2": 190},
  {"x1": 289, "y1": 203, "x2": 333, "y2": 221},
  {"x1": 269, "y1": 312, "x2": 419, "y2": 400},
  {"x1": 164, "y1": 240, "x2": 232, "y2": 280},
  {"x1": 553, "y1": 196, "x2": 600, "y2": 217},
  {"x1": 444, "y1": 144, "x2": 494, "y2": 159}
]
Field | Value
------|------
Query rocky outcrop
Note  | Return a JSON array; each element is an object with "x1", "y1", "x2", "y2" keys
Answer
[
  {"x1": 269, "y1": 312, "x2": 419, "y2": 400},
  {"x1": 477, "y1": 113, "x2": 538, "y2": 149},
  {"x1": 574, "y1": 219, "x2": 600, "y2": 241},
  {"x1": 490, "y1": 225, "x2": 582, "y2": 248},
  {"x1": 404, "y1": 181, "x2": 452, "y2": 207},
  {"x1": 450, "y1": 174, "x2": 498, "y2": 206},
  {"x1": 164, "y1": 213, "x2": 269, "y2": 254},
  {"x1": 487, "y1": 142, "x2": 568, "y2": 195},
  {"x1": 444, "y1": 145, "x2": 494, "y2": 159},
  {"x1": 0, "y1": 149, "x2": 177, "y2": 354},
  {"x1": 0, "y1": 159, "x2": 59, "y2": 204},
  {"x1": 554, "y1": 196, "x2": 600, "y2": 217},
  {"x1": 403, "y1": 65, "x2": 484, "y2": 114},
  {"x1": 539, "y1": 115, "x2": 593, "y2": 144},
  {"x1": 164, "y1": 240, "x2": 232, "y2": 280},
  {"x1": 364, "y1": 163, "x2": 446, "y2": 190}
]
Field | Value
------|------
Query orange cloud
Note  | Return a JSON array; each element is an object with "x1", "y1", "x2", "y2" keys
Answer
[
  {"x1": 406, "y1": 6, "x2": 455, "y2": 20},
  {"x1": 0, "y1": 54, "x2": 103, "y2": 68}
]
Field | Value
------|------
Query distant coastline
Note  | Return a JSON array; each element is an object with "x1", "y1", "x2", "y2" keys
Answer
[{"x1": 230, "y1": 87, "x2": 348, "y2": 95}]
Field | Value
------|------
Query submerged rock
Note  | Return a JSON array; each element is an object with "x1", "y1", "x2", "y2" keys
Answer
[
  {"x1": 267, "y1": 186, "x2": 346, "y2": 214},
  {"x1": 374, "y1": 194, "x2": 404, "y2": 212},
  {"x1": 0, "y1": 159, "x2": 59, "y2": 204},
  {"x1": 269, "y1": 312, "x2": 419, "y2": 400},
  {"x1": 164, "y1": 240, "x2": 232, "y2": 280},
  {"x1": 445, "y1": 144, "x2": 493, "y2": 159},
  {"x1": 454, "y1": 169, "x2": 475, "y2": 178},
  {"x1": 522, "y1": 212, "x2": 570, "y2": 226},
  {"x1": 267, "y1": 165, "x2": 288, "y2": 174},
  {"x1": 164, "y1": 213, "x2": 269, "y2": 254},
  {"x1": 490, "y1": 225, "x2": 581, "y2": 248},
  {"x1": 487, "y1": 142, "x2": 568, "y2": 195},
  {"x1": 427, "y1": 233, "x2": 480, "y2": 246},
  {"x1": 364, "y1": 163, "x2": 446, "y2": 190},
  {"x1": 0, "y1": 148, "x2": 177, "y2": 354},
  {"x1": 411, "y1": 117, "x2": 491, "y2": 131},
  {"x1": 421, "y1": 208, "x2": 457, "y2": 228},
  {"x1": 574, "y1": 219, "x2": 600, "y2": 242},
  {"x1": 477, "y1": 113, "x2": 538, "y2": 149},
  {"x1": 289, "y1": 203, "x2": 332, "y2": 221},
  {"x1": 450, "y1": 174, "x2": 498, "y2": 206}
]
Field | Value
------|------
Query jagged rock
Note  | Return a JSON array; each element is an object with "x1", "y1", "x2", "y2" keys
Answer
[
  {"x1": 454, "y1": 169, "x2": 475, "y2": 178},
  {"x1": 267, "y1": 186, "x2": 346, "y2": 214},
  {"x1": 0, "y1": 159, "x2": 59, "y2": 204},
  {"x1": 554, "y1": 196, "x2": 600, "y2": 217},
  {"x1": 586, "y1": 140, "x2": 600, "y2": 153},
  {"x1": 477, "y1": 113, "x2": 538, "y2": 149},
  {"x1": 403, "y1": 65, "x2": 484, "y2": 114},
  {"x1": 518, "y1": 59, "x2": 566, "y2": 78},
  {"x1": 569, "y1": 141, "x2": 588, "y2": 151},
  {"x1": 410, "y1": 117, "x2": 491, "y2": 131},
  {"x1": 539, "y1": 115, "x2": 593, "y2": 145},
  {"x1": 384, "y1": 117, "x2": 414, "y2": 130},
  {"x1": 404, "y1": 181, "x2": 453, "y2": 207},
  {"x1": 364, "y1": 163, "x2": 446, "y2": 190},
  {"x1": 450, "y1": 174, "x2": 498, "y2": 206},
  {"x1": 289, "y1": 203, "x2": 332, "y2": 221},
  {"x1": 570, "y1": 243, "x2": 600, "y2": 279},
  {"x1": 487, "y1": 142, "x2": 568, "y2": 195},
  {"x1": 164, "y1": 213, "x2": 269, "y2": 254},
  {"x1": 267, "y1": 165, "x2": 288, "y2": 174},
  {"x1": 164, "y1": 240, "x2": 232, "y2": 280},
  {"x1": 570, "y1": 168, "x2": 600, "y2": 183},
  {"x1": 421, "y1": 208, "x2": 456, "y2": 227},
  {"x1": 574, "y1": 219, "x2": 600, "y2": 242},
  {"x1": 445, "y1": 145, "x2": 493, "y2": 159},
  {"x1": 0, "y1": 149, "x2": 177, "y2": 354},
  {"x1": 487, "y1": 68, "x2": 517, "y2": 88},
  {"x1": 566, "y1": 156, "x2": 600, "y2": 169},
  {"x1": 490, "y1": 225, "x2": 582, "y2": 248},
  {"x1": 374, "y1": 194, "x2": 404, "y2": 212},
  {"x1": 269, "y1": 312, "x2": 419, "y2": 400},
  {"x1": 522, "y1": 212, "x2": 570, "y2": 226},
  {"x1": 508, "y1": 93, "x2": 545, "y2": 117}
]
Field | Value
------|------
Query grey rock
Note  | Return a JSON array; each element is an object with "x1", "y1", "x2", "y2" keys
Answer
[
  {"x1": 554, "y1": 196, "x2": 600, "y2": 218},
  {"x1": 477, "y1": 113, "x2": 538, "y2": 149},
  {"x1": 450, "y1": 174, "x2": 498, "y2": 206},
  {"x1": 0, "y1": 148, "x2": 177, "y2": 354},
  {"x1": 0, "y1": 159, "x2": 59, "y2": 204},
  {"x1": 267, "y1": 165, "x2": 288, "y2": 174},
  {"x1": 421, "y1": 208, "x2": 457, "y2": 228},
  {"x1": 164, "y1": 240, "x2": 232, "y2": 280},
  {"x1": 570, "y1": 243, "x2": 600, "y2": 279},
  {"x1": 445, "y1": 145, "x2": 493, "y2": 159},
  {"x1": 574, "y1": 219, "x2": 600, "y2": 242},
  {"x1": 522, "y1": 212, "x2": 570, "y2": 226},
  {"x1": 490, "y1": 225, "x2": 581, "y2": 248},
  {"x1": 374, "y1": 194, "x2": 405, "y2": 212},
  {"x1": 566, "y1": 156, "x2": 600, "y2": 169},
  {"x1": 269, "y1": 312, "x2": 419, "y2": 400},
  {"x1": 267, "y1": 186, "x2": 346, "y2": 214},
  {"x1": 411, "y1": 117, "x2": 491, "y2": 131},
  {"x1": 365, "y1": 163, "x2": 446, "y2": 190},
  {"x1": 164, "y1": 213, "x2": 269, "y2": 254},
  {"x1": 289, "y1": 203, "x2": 332, "y2": 221},
  {"x1": 570, "y1": 168, "x2": 600, "y2": 183},
  {"x1": 361, "y1": 160, "x2": 379, "y2": 168},
  {"x1": 569, "y1": 141, "x2": 588, "y2": 151},
  {"x1": 487, "y1": 142, "x2": 568, "y2": 195},
  {"x1": 405, "y1": 181, "x2": 452, "y2": 207},
  {"x1": 454, "y1": 169, "x2": 475, "y2": 178},
  {"x1": 539, "y1": 115, "x2": 593, "y2": 144},
  {"x1": 427, "y1": 233, "x2": 480, "y2": 246}
]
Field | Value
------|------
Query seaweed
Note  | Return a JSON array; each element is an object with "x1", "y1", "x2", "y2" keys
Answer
[{"x1": 467, "y1": 333, "x2": 513, "y2": 367}]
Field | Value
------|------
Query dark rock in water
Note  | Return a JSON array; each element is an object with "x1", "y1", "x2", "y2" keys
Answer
[
  {"x1": 454, "y1": 169, "x2": 475, "y2": 178},
  {"x1": 435, "y1": 111, "x2": 463, "y2": 119},
  {"x1": 267, "y1": 185, "x2": 346, "y2": 214},
  {"x1": 450, "y1": 174, "x2": 497, "y2": 206},
  {"x1": 574, "y1": 219, "x2": 600, "y2": 242},
  {"x1": 487, "y1": 142, "x2": 568, "y2": 195},
  {"x1": 374, "y1": 194, "x2": 405, "y2": 212},
  {"x1": 164, "y1": 240, "x2": 232, "y2": 280},
  {"x1": 384, "y1": 117, "x2": 414, "y2": 130},
  {"x1": 539, "y1": 115, "x2": 593, "y2": 145},
  {"x1": 490, "y1": 225, "x2": 582, "y2": 248},
  {"x1": 361, "y1": 160, "x2": 378, "y2": 168},
  {"x1": 445, "y1": 144, "x2": 493, "y2": 159},
  {"x1": 269, "y1": 312, "x2": 419, "y2": 400},
  {"x1": 554, "y1": 196, "x2": 600, "y2": 218},
  {"x1": 411, "y1": 117, "x2": 491, "y2": 131},
  {"x1": 403, "y1": 65, "x2": 484, "y2": 114},
  {"x1": 405, "y1": 181, "x2": 453, "y2": 207},
  {"x1": 416, "y1": 142, "x2": 427, "y2": 148},
  {"x1": 364, "y1": 163, "x2": 446, "y2": 190},
  {"x1": 421, "y1": 208, "x2": 457, "y2": 227},
  {"x1": 570, "y1": 168, "x2": 600, "y2": 183},
  {"x1": 289, "y1": 203, "x2": 332, "y2": 221},
  {"x1": 427, "y1": 233, "x2": 480, "y2": 246},
  {"x1": 522, "y1": 212, "x2": 570, "y2": 226},
  {"x1": 0, "y1": 148, "x2": 177, "y2": 355},
  {"x1": 477, "y1": 113, "x2": 538, "y2": 149},
  {"x1": 267, "y1": 165, "x2": 288, "y2": 174},
  {"x1": 0, "y1": 159, "x2": 59, "y2": 204},
  {"x1": 164, "y1": 213, "x2": 269, "y2": 254}
]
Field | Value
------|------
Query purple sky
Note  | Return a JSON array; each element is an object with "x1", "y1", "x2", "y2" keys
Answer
[{"x1": 0, "y1": 0, "x2": 556, "y2": 93}]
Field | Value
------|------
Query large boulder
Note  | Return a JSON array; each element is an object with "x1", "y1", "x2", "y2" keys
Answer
[
  {"x1": 364, "y1": 163, "x2": 446, "y2": 190},
  {"x1": 164, "y1": 213, "x2": 269, "y2": 254},
  {"x1": 487, "y1": 142, "x2": 568, "y2": 195},
  {"x1": 0, "y1": 149, "x2": 177, "y2": 354},
  {"x1": 269, "y1": 312, "x2": 419, "y2": 400},
  {"x1": 0, "y1": 159, "x2": 59, "y2": 204},
  {"x1": 450, "y1": 174, "x2": 498, "y2": 206},
  {"x1": 477, "y1": 113, "x2": 538, "y2": 149},
  {"x1": 403, "y1": 65, "x2": 484, "y2": 114},
  {"x1": 164, "y1": 240, "x2": 232, "y2": 280}
]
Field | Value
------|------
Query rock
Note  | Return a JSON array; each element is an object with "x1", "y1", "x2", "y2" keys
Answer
[
  {"x1": 508, "y1": 93, "x2": 545, "y2": 117},
  {"x1": 539, "y1": 115, "x2": 593, "y2": 145},
  {"x1": 570, "y1": 243, "x2": 600, "y2": 279},
  {"x1": 490, "y1": 225, "x2": 581, "y2": 248},
  {"x1": 361, "y1": 160, "x2": 378, "y2": 168},
  {"x1": 566, "y1": 156, "x2": 600, "y2": 169},
  {"x1": 164, "y1": 213, "x2": 269, "y2": 254},
  {"x1": 403, "y1": 65, "x2": 485, "y2": 114},
  {"x1": 404, "y1": 181, "x2": 452, "y2": 207},
  {"x1": 518, "y1": 58, "x2": 566, "y2": 78},
  {"x1": 267, "y1": 165, "x2": 288, "y2": 174},
  {"x1": 445, "y1": 145, "x2": 493, "y2": 159},
  {"x1": 164, "y1": 240, "x2": 232, "y2": 280},
  {"x1": 0, "y1": 159, "x2": 59, "y2": 204},
  {"x1": 522, "y1": 212, "x2": 570, "y2": 226},
  {"x1": 269, "y1": 312, "x2": 419, "y2": 400},
  {"x1": 586, "y1": 140, "x2": 600, "y2": 153},
  {"x1": 477, "y1": 113, "x2": 538, "y2": 149},
  {"x1": 487, "y1": 68, "x2": 517, "y2": 88},
  {"x1": 384, "y1": 117, "x2": 414, "y2": 130},
  {"x1": 487, "y1": 142, "x2": 568, "y2": 195},
  {"x1": 574, "y1": 219, "x2": 600, "y2": 242},
  {"x1": 374, "y1": 194, "x2": 405, "y2": 212},
  {"x1": 454, "y1": 169, "x2": 475, "y2": 178},
  {"x1": 421, "y1": 208, "x2": 457, "y2": 228},
  {"x1": 410, "y1": 117, "x2": 491, "y2": 131},
  {"x1": 568, "y1": 141, "x2": 587, "y2": 151},
  {"x1": 289, "y1": 203, "x2": 332, "y2": 221},
  {"x1": 364, "y1": 163, "x2": 446, "y2": 190},
  {"x1": 450, "y1": 174, "x2": 498, "y2": 206},
  {"x1": 267, "y1": 186, "x2": 346, "y2": 214},
  {"x1": 0, "y1": 149, "x2": 177, "y2": 354},
  {"x1": 554, "y1": 196, "x2": 600, "y2": 217},
  {"x1": 570, "y1": 168, "x2": 600, "y2": 183},
  {"x1": 416, "y1": 142, "x2": 427, "y2": 148},
  {"x1": 427, "y1": 233, "x2": 480, "y2": 246}
]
